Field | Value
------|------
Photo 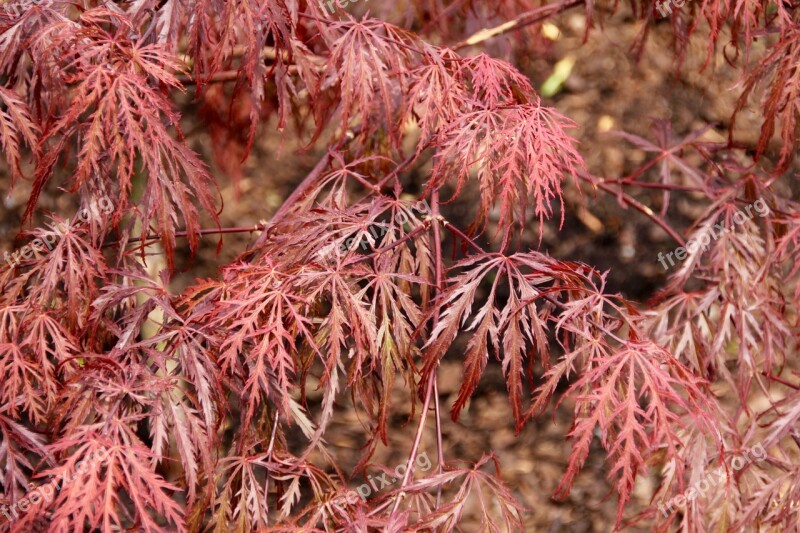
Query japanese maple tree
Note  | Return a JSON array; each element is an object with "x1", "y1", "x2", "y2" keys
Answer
[{"x1": 0, "y1": 0, "x2": 798, "y2": 531}]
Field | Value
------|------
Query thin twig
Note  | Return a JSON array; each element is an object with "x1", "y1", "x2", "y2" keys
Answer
[
  {"x1": 106, "y1": 224, "x2": 266, "y2": 249},
  {"x1": 270, "y1": 153, "x2": 335, "y2": 224},
  {"x1": 116, "y1": 142, "x2": 422, "y2": 254},
  {"x1": 430, "y1": 191, "x2": 446, "y2": 507},
  {"x1": 762, "y1": 372, "x2": 800, "y2": 390},
  {"x1": 600, "y1": 178, "x2": 704, "y2": 192},
  {"x1": 177, "y1": 65, "x2": 301, "y2": 85},
  {"x1": 452, "y1": 0, "x2": 584, "y2": 50},
  {"x1": 372, "y1": 220, "x2": 431, "y2": 254},
  {"x1": 390, "y1": 368, "x2": 436, "y2": 515},
  {"x1": 574, "y1": 169, "x2": 686, "y2": 247},
  {"x1": 257, "y1": 115, "x2": 362, "y2": 236},
  {"x1": 390, "y1": 193, "x2": 445, "y2": 515}
]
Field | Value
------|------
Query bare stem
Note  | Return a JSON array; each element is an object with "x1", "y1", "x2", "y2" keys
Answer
[
  {"x1": 762, "y1": 372, "x2": 800, "y2": 390},
  {"x1": 391, "y1": 191, "x2": 446, "y2": 517},
  {"x1": 373, "y1": 220, "x2": 431, "y2": 255},
  {"x1": 177, "y1": 65, "x2": 301, "y2": 85},
  {"x1": 390, "y1": 370, "x2": 435, "y2": 515},
  {"x1": 430, "y1": 191, "x2": 446, "y2": 507},
  {"x1": 452, "y1": 0, "x2": 584, "y2": 50},
  {"x1": 600, "y1": 178, "x2": 704, "y2": 192},
  {"x1": 574, "y1": 169, "x2": 686, "y2": 247},
  {"x1": 108, "y1": 224, "x2": 267, "y2": 249}
]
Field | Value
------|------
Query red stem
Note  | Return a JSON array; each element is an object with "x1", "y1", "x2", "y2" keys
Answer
[
  {"x1": 391, "y1": 362, "x2": 436, "y2": 515},
  {"x1": 372, "y1": 220, "x2": 431, "y2": 255},
  {"x1": 391, "y1": 192, "x2": 446, "y2": 516},
  {"x1": 430, "y1": 191, "x2": 446, "y2": 506},
  {"x1": 602, "y1": 178, "x2": 704, "y2": 192},
  {"x1": 574, "y1": 169, "x2": 686, "y2": 247},
  {"x1": 762, "y1": 372, "x2": 800, "y2": 390},
  {"x1": 106, "y1": 224, "x2": 267, "y2": 248},
  {"x1": 443, "y1": 221, "x2": 484, "y2": 254}
]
